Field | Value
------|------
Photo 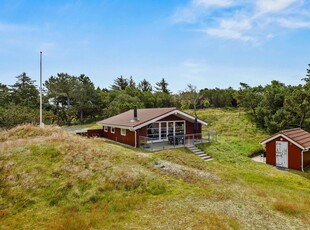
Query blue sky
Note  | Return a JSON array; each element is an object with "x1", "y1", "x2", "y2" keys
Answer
[{"x1": 0, "y1": 0, "x2": 309, "y2": 92}]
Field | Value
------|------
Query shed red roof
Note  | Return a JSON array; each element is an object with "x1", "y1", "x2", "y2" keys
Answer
[
  {"x1": 260, "y1": 128, "x2": 310, "y2": 150},
  {"x1": 97, "y1": 107, "x2": 208, "y2": 130}
]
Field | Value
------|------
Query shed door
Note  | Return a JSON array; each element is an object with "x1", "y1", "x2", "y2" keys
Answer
[{"x1": 276, "y1": 141, "x2": 288, "y2": 168}]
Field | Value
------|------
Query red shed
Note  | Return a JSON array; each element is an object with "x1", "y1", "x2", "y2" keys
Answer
[{"x1": 260, "y1": 128, "x2": 310, "y2": 171}]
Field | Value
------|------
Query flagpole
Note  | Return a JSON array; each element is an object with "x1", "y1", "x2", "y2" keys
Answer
[{"x1": 40, "y1": 51, "x2": 43, "y2": 128}]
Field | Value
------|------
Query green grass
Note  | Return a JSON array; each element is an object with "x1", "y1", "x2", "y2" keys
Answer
[{"x1": 0, "y1": 109, "x2": 309, "y2": 229}]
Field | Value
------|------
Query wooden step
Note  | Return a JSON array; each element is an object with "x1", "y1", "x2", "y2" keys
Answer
[
  {"x1": 186, "y1": 146, "x2": 212, "y2": 162},
  {"x1": 204, "y1": 158, "x2": 213, "y2": 162},
  {"x1": 201, "y1": 155, "x2": 212, "y2": 160}
]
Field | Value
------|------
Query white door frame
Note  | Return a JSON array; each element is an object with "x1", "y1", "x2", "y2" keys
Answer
[{"x1": 276, "y1": 141, "x2": 288, "y2": 168}]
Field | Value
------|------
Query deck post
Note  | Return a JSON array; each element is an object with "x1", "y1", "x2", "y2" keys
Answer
[{"x1": 173, "y1": 136, "x2": 175, "y2": 148}]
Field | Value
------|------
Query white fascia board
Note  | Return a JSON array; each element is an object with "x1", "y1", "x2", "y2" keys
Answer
[
  {"x1": 175, "y1": 110, "x2": 208, "y2": 126},
  {"x1": 96, "y1": 123, "x2": 134, "y2": 131},
  {"x1": 260, "y1": 134, "x2": 305, "y2": 150},
  {"x1": 132, "y1": 109, "x2": 208, "y2": 131}
]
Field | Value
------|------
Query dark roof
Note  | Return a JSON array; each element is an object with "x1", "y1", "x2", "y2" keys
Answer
[
  {"x1": 261, "y1": 128, "x2": 310, "y2": 149},
  {"x1": 98, "y1": 108, "x2": 176, "y2": 128},
  {"x1": 97, "y1": 107, "x2": 208, "y2": 130}
]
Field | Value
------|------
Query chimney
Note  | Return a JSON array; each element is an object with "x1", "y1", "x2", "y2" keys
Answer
[{"x1": 133, "y1": 105, "x2": 138, "y2": 120}]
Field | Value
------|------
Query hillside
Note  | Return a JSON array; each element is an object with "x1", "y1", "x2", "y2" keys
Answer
[{"x1": 0, "y1": 109, "x2": 309, "y2": 229}]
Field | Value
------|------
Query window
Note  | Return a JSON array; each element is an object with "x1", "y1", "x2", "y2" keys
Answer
[
  {"x1": 104, "y1": 126, "x2": 108, "y2": 132},
  {"x1": 175, "y1": 121, "x2": 185, "y2": 136},
  {"x1": 147, "y1": 123, "x2": 160, "y2": 140},
  {"x1": 111, "y1": 127, "x2": 115, "y2": 133},
  {"x1": 121, "y1": 128, "x2": 126, "y2": 136}
]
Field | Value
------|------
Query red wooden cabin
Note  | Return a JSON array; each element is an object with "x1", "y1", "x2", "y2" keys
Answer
[{"x1": 95, "y1": 107, "x2": 208, "y2": 148}]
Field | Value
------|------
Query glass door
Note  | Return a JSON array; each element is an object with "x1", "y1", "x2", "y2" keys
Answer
[
  {"x1": 160, "y1": 122, "x2": 167, "y2": 140},
  {"x1": 147, "y1": 123, "x2": 160, "y2": 141},
  {"x1": 168, "y1": 122, "x2": 174, "y2": 137}
]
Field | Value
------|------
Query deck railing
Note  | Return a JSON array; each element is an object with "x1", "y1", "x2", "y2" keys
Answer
[{"x1": 139, "y1": 131, "x2": 217, "y2": 151}]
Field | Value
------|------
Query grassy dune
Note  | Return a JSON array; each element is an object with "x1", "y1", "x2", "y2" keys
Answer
[{"x1": 0, "y1": 109, "x2": 309, "y2": 229}]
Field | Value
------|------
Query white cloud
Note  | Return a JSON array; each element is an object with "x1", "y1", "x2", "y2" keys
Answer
[
  {"x1": 171, "y1": 0, "x2": 234, "y2": 23},
  {"x1": 278, "y1": 18, "x2": 310, "y2": 28},
  {"x1": 206, "y1": 28, "x2": 254, "y2": 42},
  {"x1": 171, "y1": 0, "x2": 310, "y2": 43},
  {"x1": 256, "y1": 0, "x2": 299, "y2": 14},
  {"x1": 180, "y1": 59, "x2": 209, "y2": 81},
  {"x1": 266, "y1": 33, "x2": 275, "y2": 39},
  {"x1": 193, "y1": 0, "x2": 233, "y2": 8},
  {"x1": 0, "y1": 22, "x2": 36, "y2": 33},
  {"x1": 203, "y1": 16, "x2": 255, "y2": 42},
  {"x1": 219, "y1": 17, "x2": 252, "y2": 30}
]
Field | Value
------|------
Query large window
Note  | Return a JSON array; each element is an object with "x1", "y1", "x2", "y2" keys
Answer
[
  {"x1": 147, "y1": 121, "x2": 185, "y2": 141},
  {"x1": 175, "y1": 121, "x2": 185, "y2": 136},
  {"x1": 147, "y1": 123, "x2": 160, "y2": 140},
  {"x1": 161, "y1": 122, "x2": 167, "y2": 140}
]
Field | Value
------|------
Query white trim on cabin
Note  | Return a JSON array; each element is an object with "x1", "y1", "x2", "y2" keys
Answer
[
  {"x1": 260, "y1": 134, "x2": 310, "y2": 150},
  {"x1": 99, "y1": 124, "x2": 135, "y2": 130},
  {"x1": 110, "y1": 127, "x2": 115, "y2": 134},
  {"x1": 104, "y1": 126, "x2": 108, "y2": 132}
]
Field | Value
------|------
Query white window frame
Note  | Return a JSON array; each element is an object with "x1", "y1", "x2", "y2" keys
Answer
[
  {"x1": 111, "y1": 127, "x2": 115, "y2": 134},
  {"x1": 147, "y1": 120, "x2": 186, "y2": 143},
  {"x1": 104, "y1": 126, "x2": 108, "y2": 132},
  {"x1": 121, "y1": 128, "x2": 126, "y2": 136}
]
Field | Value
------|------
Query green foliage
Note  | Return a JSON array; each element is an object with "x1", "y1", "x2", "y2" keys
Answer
[
  {"x1": 10, "y1": 73, "x2": 39, "y2": 109},
  {"x1": 235, "y1": 69, "x2": 310, "y2": 133},
  {"x1": 155, "y1": 78, "x2": 170, "y2": 94},
  {"x1": 111, "y1": 75, "x2": 128, "y2": 90},
  {"x1": 102, "y1": 91, "x2": 144, "y2": 117},
  {"x1": 44, "y1": 73, "x2": 102, "y2": 126},
  {"x1": 201, "y1": 87, "x2": 237, "y2": 108},
  {"x1": 138, "y1": 79, "x2": 152, "y2": 92},
  {"x1": 0, "y1": 105, "x2": 38, "y2": 128},
  {"x1": 154, "y1": 92, "x2": 174, "y2": 107},
  {"x1": 0, "y1": 83, "x2": 10, "y2": 106}
]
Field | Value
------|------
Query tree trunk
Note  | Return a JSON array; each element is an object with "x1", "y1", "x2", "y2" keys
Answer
[
  {"x1": 299, "y1": 113, "x2": 306, "y2": 128},
  {"x1": 56, "y1": 102, "x2": 60, "y2": 125},
  {"x1": 194, "y1": 103, "x2": 197, "y2": 117}
]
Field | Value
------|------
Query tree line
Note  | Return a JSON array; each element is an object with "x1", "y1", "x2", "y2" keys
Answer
[
  {"x1": 0, "y1": 74, "x2": 207, "y2": 128},
  {"x1": 0, "y1": 65, "x2": 309, "y2": 134},
  {"x1": 235, "y1": 65, "x2": 310, "y2": 133}
]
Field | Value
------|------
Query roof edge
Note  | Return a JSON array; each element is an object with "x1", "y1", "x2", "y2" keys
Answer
[
  {"x1": 132, "y1": 109, "x2": 208, "y2": 131},
  {"x1": 260, "y1": 133, "x2": 306, "y2": 150}
]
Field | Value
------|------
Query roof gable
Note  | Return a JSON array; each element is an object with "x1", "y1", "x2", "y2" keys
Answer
[
  {"x1": 260, "y1": 128, "x2": 310, "y2": 150},
  {"x1": 97, "y1": 108, "x2": 208, "y2": 130}
]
